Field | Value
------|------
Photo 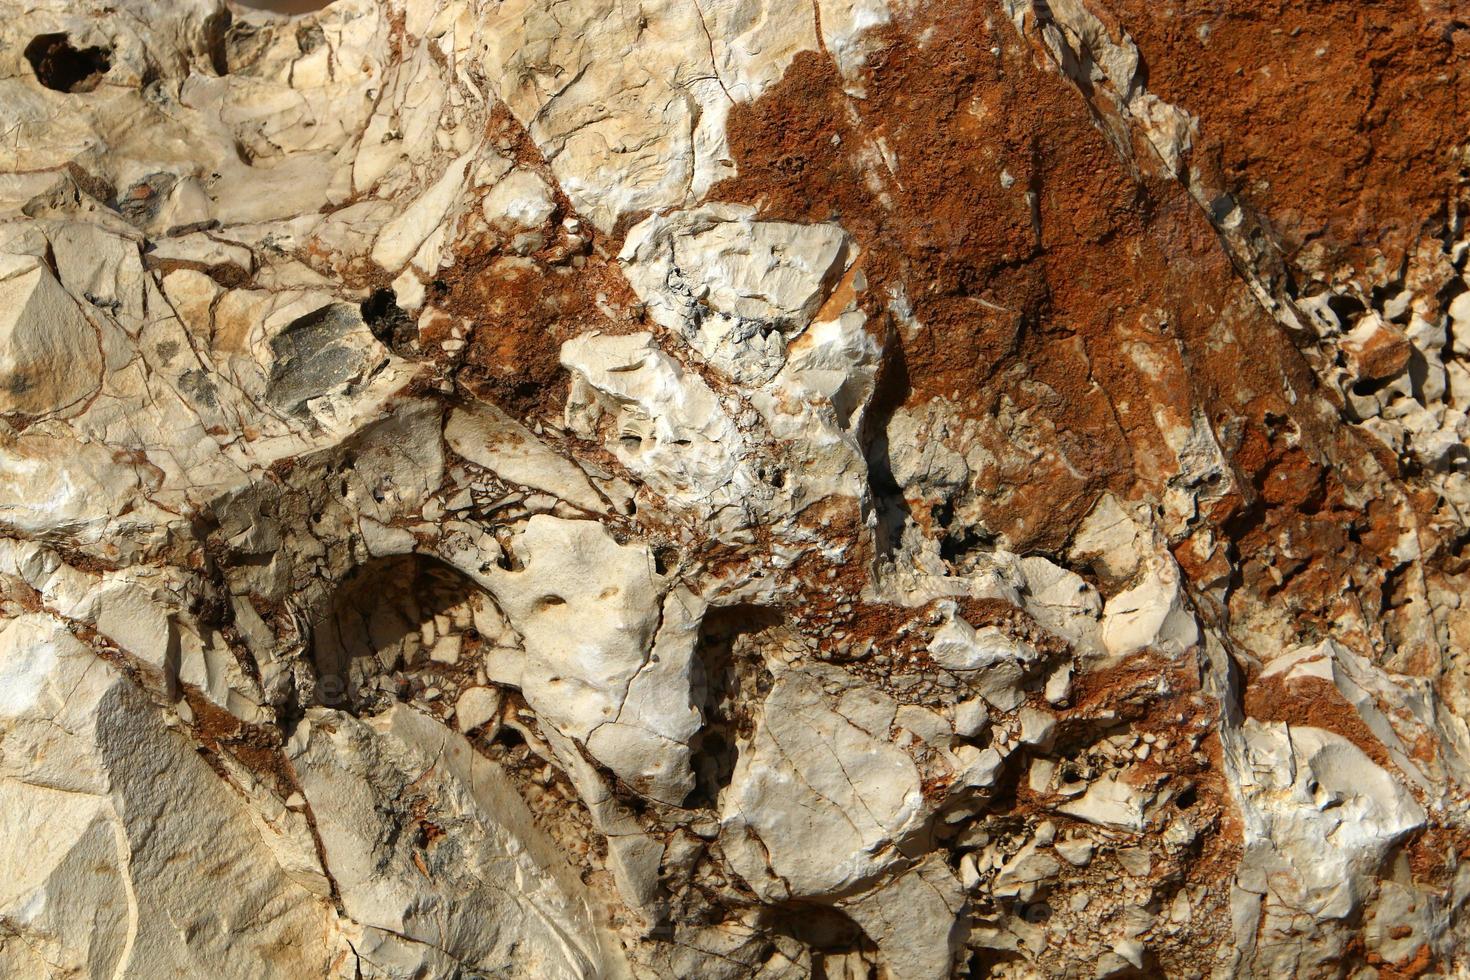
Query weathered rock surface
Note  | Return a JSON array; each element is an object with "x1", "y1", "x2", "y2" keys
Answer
[{"x1": 0, "y1": 0, "x2": 1467, "y2": 975}]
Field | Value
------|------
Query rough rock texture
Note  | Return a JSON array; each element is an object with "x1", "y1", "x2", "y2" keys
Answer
[{"x1": 0, "y1": 0, "x2": 1467, "y2": 976}]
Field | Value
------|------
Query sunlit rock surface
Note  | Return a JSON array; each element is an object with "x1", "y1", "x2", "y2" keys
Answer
[{"x1": 0, "y1": 0, "x2": 1468, "y2": 975}]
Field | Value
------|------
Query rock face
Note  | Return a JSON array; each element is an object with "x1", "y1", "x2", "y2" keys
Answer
[{"x1": 0, "y1": 0, "x2": 1467, "y2": 976}]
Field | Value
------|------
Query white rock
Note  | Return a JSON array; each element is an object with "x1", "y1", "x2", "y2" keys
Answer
[
  {"x1": 819, "y1": 0, "x2": 894, "y2": 87},
  {"x1": 1055, "y1": 836, "x2": 1095, "y2": 867},
  {"x1": 1018, "y1": 556, "x2": 1104, "y2": 654},
  {"x1": 562, "y1": 332, "x2": 759, "y2": 528},
  {"x1": 1057, "y1": 772, "x2": 1152, "y2": 832},
  {"x1": 956, "y1": 746, "x2": 1007, "y2": 790},
  {"x1": 1226, "y1": 721, "x2": 1427, "y2": 973},
  {"x1": 929, "y1": 617, "x2": 1040, "y2": 671},
  {"x1": 841, "y1": 854, "x2": 965, "y2": 980},
  {"x1": 896, "y1": 703, "x2": 954, "y2": 746},
  {"x1": 994, "y1": 838, "x2": 1062, "y2": 898},
  {"x1": 456, "y1": 687, "x2": 502, "y2": 732},
  {"x1": 1067, "y1": 493, "x2": 1148, "y2": 587},
  {"x1": 291, "y1": 704, "x2": 622, "y2": 977},
  {"x1": 620, "y1": 204, "x2": 852, "y2": 384},
  {"x1": 483, "y1": 169, "x2": 557, "y2": 232},
  {"x1": 83, "y1": 578, "x2": 177, "y2": 678},
  {"x1": 0, "y1": 614, "x2": 340, "y2": 978},
  {"x1": 371, "y1": 148, "x2": 476, "y2": 273},
  {"x1": 722, "y1": 664, "x2": 925, "y2": 900},
  {"x1": 445, "y1": 402, "x2": 606, "y2": 512},
  {"x1": 1260, "y1": 638, "x2": 1470, "y2": 799},
  {"x1": 1044, "y1": 663, "x2": 1074, "y2": 705},
  {"x1": 481, "y1": 0, "x2": 817, "y2": 231},
  {"x1": 0, "y1": 258, "x2": 102, "y2": 416},
  {"x1": 1450, "y1": 290, "x2": 1470, "y2": 357},
  {"x1": 478, "y1": 515, "x2": 699, "y2": 804},
  {"x1": 953, "y1": 697, "x2": 991, "y2": 738},
  {"x1": 1019, "y1": 707, "x2": 1057, "y2": 750},
  {"x1": 928, "y1": 615, "x2": 1036, "y2": 711},
  {"x1": 1100, "y1": 556, "x2": 1199, "y2": 659}
]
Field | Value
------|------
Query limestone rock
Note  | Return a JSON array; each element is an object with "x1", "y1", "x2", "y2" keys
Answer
[
  {"x1": 1099, "y1": 555, "x2": 1199, "y2": 660},
  {"x1": 1056, "y1": 771, "x2": 1153, "y2": 832},
  {"x1": 721, "y1": 664, "x2": 925, "y2": 900},
  {"x1": 444, "y1": 402, "x2": 606, "y2": 512},
  {"x1": 620, "y1": 204, "x2": 853, "y2": 384},
  {"x1": 4, "y1": 0, "x2": 1470, "y2": 975},
  {"x1": 0, "y1": 258, "x2": 102, "y2": 416},
  {"x1": 562, "y1": 332, "x2": 757, "y2": 528},
  {"x1": 0, "y1": 615, "x2": 340, "y2": 979},
  {"x1": 475, "y1": 515, "x2": 703, "y2": 805},
  {"x1": 289, "y1": 704, "x2": 621, "y2": 978},
  {"x1": 1227, "y1": 722, "x2": 1428, "y2": 975}
]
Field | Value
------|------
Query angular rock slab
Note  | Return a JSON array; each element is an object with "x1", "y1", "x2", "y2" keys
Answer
[
  {"x1": 0, "y1": 614, "x2": 340, "y2": 979},
  {"x1": 289, "y1": 703, "x2": 625, "y2": 979}
]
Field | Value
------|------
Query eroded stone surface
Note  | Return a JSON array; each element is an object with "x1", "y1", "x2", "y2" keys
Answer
[{"x1": 0, "y1": 0, "x2": 1467, "y2": 976}]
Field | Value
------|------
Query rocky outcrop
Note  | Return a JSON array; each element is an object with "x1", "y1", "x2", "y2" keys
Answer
[{"x1": 0, "y1": 0, "x2": 1467, "y2": 976}]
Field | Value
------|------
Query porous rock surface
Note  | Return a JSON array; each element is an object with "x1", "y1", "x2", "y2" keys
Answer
[{"x1": 0, "y1": 0, "x2": 1467, "y2": 976}]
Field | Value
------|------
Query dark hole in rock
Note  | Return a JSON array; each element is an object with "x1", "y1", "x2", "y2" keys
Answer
[
  {"x1": 25, "y1": 33, "x2": 111, "y2": 93},
  {"x1": 311, "y1": 555, "x2": 484, "y2": 714},
  {"x1": 493, "y1": 724, "x2": 525, "y2": 749},
  {"x1": 1325, "y1": 292, "x2": 1367, "y2": 328},
  {"x1": 1021, "y1": 902, "x2": 1053, "y2": 923},
  {"x1": 684, "y1": 605, "x2": 781, "y2": 809},
  {"x1": 1350, "y1": 374, "x2": 1393, "y2": 399},
  {"x1": 771, "y1": 903, "x2": 877, "y2": 977},
  {"x1": 360, "y1": 287, "x2": 417, "y2": 353}
]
